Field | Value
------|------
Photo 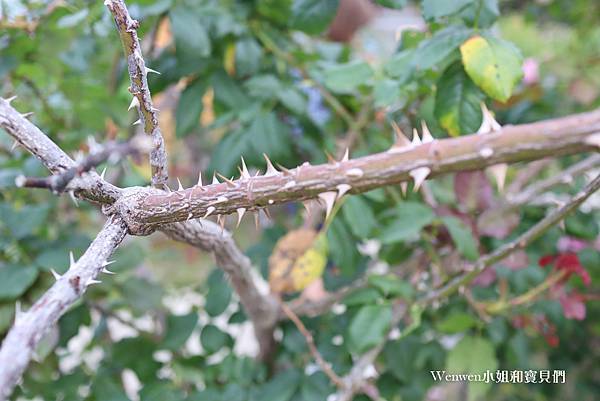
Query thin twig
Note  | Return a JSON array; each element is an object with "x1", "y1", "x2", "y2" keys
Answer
[
  {"x1": 421, "y1": 173, "x2": 600, "y2": 304},
  {"x1": 15, "y1": 135, "x2": 152, "y2": 193},
  {"x1": 0, "y1": 217, "x2": 128, "y2": 401},
  {"x1": 280, "y1": 302, "x2": 345, "y2": 389},
  {"x1": 105, "y1": 0, "x2": 169, "y2": 188}
]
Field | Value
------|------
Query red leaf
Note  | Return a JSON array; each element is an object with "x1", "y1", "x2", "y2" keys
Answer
[{"x1": 539, "y1": 255, "x2": 556, "y2": 267}]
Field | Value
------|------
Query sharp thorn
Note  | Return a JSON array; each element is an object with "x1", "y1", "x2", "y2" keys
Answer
[
  {"x1": 85, "y1": 278, "x2": 102, "y2": 286},
  {"x1": 145, "y1": 67, "x2": 161, "y2": 75},
  {"x1": 400, "y1": 182, "x2": 408, "y2": 196},
  {"x1": 341, "y1": 148, "x2": 349, "y2": 163},
  {"x1": 102, "y1": 268, "x2": 116, "y2": 275},
  {"x1": 50, "y1": 269, "x2": 61, "y2": 281},
  {"x1": 325, "y1": 151, "x2": 336, "y2": 164},
  {"x1": 21, "y1": 112, "x2": 34, "y2": 119},
  {"x1": 216, "y1": 173, "x2": 236, "y2": 187},
  {"x1": 212, "y1": 174, "x2": 220, "y2": 185},
  {"x1": 263, "y1": 207, "x2": 272, "y2": 220},
  {"x1": 177, "y1": 177, "x2": 184, "y2": 191},
  {"x1": 421, "y1": 121, "x2": 434, "y2": 143},
  {"x1": 197, "y1": 172, "x2": 203, "y2": 187},
  {"x1": 10, "y1": 141, "x2": 19, "y2": 151},
  {"x1": 488, "y1": 163, "x2": 507, "y2": 192},
  {"x1": 217, "y1": 214, "x2": 225, "y2": 231},
  {"x1": 133, "y1": 118, "x2": 142, "y2": 126},
  {"x1": 99, "y1": 166, "x2": 107, "y2": 180},
  {"x1": 409, "y1": 167, "x2": 431, "y2": 192},
  {"x1": 203, "y1": 206, "x2": 216, "y2": 218},
  {"x1": 240, "y1": 157, "x2": 251, "y2": 179},
  {"x1": 69, "y1": 191, "x2": 79, "y2": 207},
  {"x1": 336, "y1": 184, "x2": 352, "y2": 199},
  {"x1": 318, "y1": 191, "x2": 337, "y2": 220},
  {"x1": 69, "y1": 251, "x2": 76, "y2": 268},
  {"x1": 186, "y1": 212, "x2": 193, "y2": 222},
  {"x1": 276, "y1": 163, "x2": 292, "y2": 176},
  {"x1": 236, "y1": 208, "x2": 246, "y2": 228},
  {"x1": 102, "y1": 260, "x2": 115, "y2": 267},
  {"x1": 263, "y1": 154, "x2": 279, "y2": 176},
  {"x1": 391, "y1": 121, "x2": 411, "y2": 148},
  {"x1": 128, "y1": 96, "x2": 139, "y2": 111},
  {"x1": 411, "y1": 128, "x2": 422, "y2": 146},
  {"x1": 15, "y1": 301, "x2": 23, "y2": 323},
  {"x1": 6, "y1": 95, "x2": 17, "y2": 103}
]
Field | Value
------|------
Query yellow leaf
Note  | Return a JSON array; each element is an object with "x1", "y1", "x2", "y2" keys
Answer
[
  {"x1": 269, "y1": 229, "x2": 328, "y2": 294},
  {"x1": 224, "y1": 43, "x2": 236, "y2": 76}
]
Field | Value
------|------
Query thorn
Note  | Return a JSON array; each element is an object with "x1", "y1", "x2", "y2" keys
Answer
[
  {"x1": 263, "y1": 207, "x2": 272, "y2": 220},
  {"x1": 133, "y1": 118, "x2": 142, "y2": 126},
  {"x1": 263, "y1": 154, "x2": 279, "y2": 176},
  {"x1": 421, "y1": 121, "x2": 434, "y2": 143},
  {"x1": 276, "y1": 164, "x2": 292, "y2": 176},
  {"x1": 411, "y1": 128, "x2": 422, "y2": 146},
  {"x1": 21, "y1": 112, "x2": 34, "y2": 119},
  {"x1": 477, "y1": 103, "x2": 502, "y2": 134},
  {"x1": 318, "y1": 191, "x2": 337, "y2": 220},
  {"x1": 69, "y1": 251, "x2": 76, "y2": 268},
  {"x1": 217, "y1": 214, "x2": 225, "y2": 231},
  {"x1": 128, "y1": 96, "x2": 139, "y2": 111},
  {"x1": 197, "y1": 172, "x2": 203, "y2": 187},
  {"x1": 400, "y1": 182, "x2": 408, "y2": 196},
  {"x1": 99, "y1": 166, "x2": 107, "y2": 180},
  {"x1": 6, "y1": 95, "x2": 17, "y2": 104},
  {"x1": 390, "y1": 121, "x2": 411, "y2": 149},
  {"x1": 216, "y1": 173, "x2": 236, "y2": 187},
  {"x1": 85, "y1": 278, "x2": 102, "y2": 286},
  {"x1": 177, "y1": 177, "x2": 184, "y2": 191},
  {"x1": 145, "y1": 66, "x2": 161, "y2": 75},
  {"x1": 409, "y1": 167, "x2": 431, "y2": 191},
  {"x1": 14, "y1": 301, "x2": 23, "y2": 323},
  {"x1": 50, "y1": 269, "x2": 61, "y2": 281},
  {"x1": 69, "y1": 191, "x2": 79, "y2": 207},
  {"x1": 559, "y1": 219, "x2": 566, "y2": 231},
  {"x1": 186, "y1": 212, "x2": 193, "y2": 222},
  {"x1": 341, "y1": 148, "x2": 349, "y2": 163},
  {"x1": 283, "y1": 180, "x2": 296, "y2": 189},
  {"x1": 585, "y1": 133, "x2": 600, "y2": 148},
  {"x1": 336, "y1": 184, "x2": 352, "y2": 199},
  {"x1": 239, "y1": 157, "x2": 251, "y2": 179},
  {"x1": 488, "y1": 163, "x2": 507, "y2": 192},
  {"x1": 325, "y1": 151, "x2": 336, "y2": 164},
  {"x1": 236, "y1": 208, "x2": 246, "y2": 228},
  {"x1": 11, "y1": 140, "x2": 19, "y2": 151},
  {"x1": 102, "y1": 260, "x2": 116, "y2": 267},
  {"x1": 302, "y1": 200, "x2": 314, "y2": 217},
  {"x1": 102, "y1": 268, "x2": 116, "y2": 275},
  {"x1": 254, "y1": 212, "x2": 260, "y2": 230},
  {"x1": 346, "y1": 168, "x2": 364, "y2": 178},
  {"x1": 203, "y1": 206, "x2": 216, "y2": 218},
  {"x1": 213, "y1": 196, "x2": 228, "y2": 204},
  {"x1": 14, "y1": 175, "x2": 26, "y2": 187},
  {"x1": 212, "y1": 174, "x2": 220, "y2": 185}
]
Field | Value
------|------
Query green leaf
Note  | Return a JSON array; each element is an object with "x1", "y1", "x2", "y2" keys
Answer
[
  {"x1": 342, "y1": 196, "x2": 376, "y2": 238},
  {"x1": 163, "y1": 312, "x2": 198, "y2": 350},
  {"x1": 384, "y1": 335, "x2": 420, "y2": 381},
  {"x1": 348, "y1": 304, "x2": 392, "y2": 353},
  {"x1": 422, "y1": 0, "x2": 473, "y2": 21},
  {"x1": 434, "y1": 62, "x2": 484, "y2": 136},
  {"x1": 441, "y1": 216, "x2": 479, "y2": 261},
  {"x1": 200, "y1": 324, "x2": 230, "y2": 354},
  {"x1": 323, "y1": 61, "x2": 374, "y2": 94},
  {"x1": 436, "y1": 312, "x2": 478, "y2": 333},
  {"x1": 383, "y1": 50, "x2": 413, "y2": 82},
  {"x1": 112, "y1": 337, "x2": 161, "y2": 381},
  {"x1": 235, "y1": 38, "x2": 262, "y2": 77},
  {"x1": 379, "y1": 202, "x2": 435, "y2": 244},
  {"x1": 374, "y1": 0, "x2": 407, "y2": 8},
  {"x1": 327, "y1": 219, "x2": 360, "y2": 275},
  {"x1": 446, "y1": 336, "x2": 498, "y2": 401},
  {"x1": 373, "y1": 78, "x2": 403, "y2": 108},
  {"x1": 277, "y1": 87, "x2": 307, "y2": 115},
  {"x1": 212, "y1": 70, "x2": 251, "y2": 110},
  {"x1": 244, "y1": 74, "x2": 283, "y2": 99},
  {"x1": 176, "y1": 79, "x2": 206, "y2": 137},
  {"x1": 205, "y1": 272, "x2": 232, "y2": 317},
  {"x1": 342, "y1": 287, "x2": 381, "y2": 306},
  {"x1": 411, "y1": 26, "x2": 472, "y2": 72},
  {"x1": 209, "y1": 128, "x2": 252, "y2": 176},
  {"x1": 460, "y1": 0, "x2": 499, "y2": 28},
  {"x1": 368, "y1": 274, "x2": 414, "y2": 299},
  {"x1": 257, "y1": 0, "x2": 292, "y2": 24},
  {"x1": 256, "y1": 370, "x2": 301, "y2": 401},
  {"x1": 248, "y1": 111, "x2": 293, "y2": 164},
  {"x1": 170, "y1": 7, "x2": 211, "y2": 58},
  {"x1": 460, "y1": 35, "x2": 523, "y2": 102},
  {"x1": 0, "y1": 265, "x2": 38, "y2": 300},
  {"x1": 290, "y1": 0, "x2": 340, "y2": 35}
]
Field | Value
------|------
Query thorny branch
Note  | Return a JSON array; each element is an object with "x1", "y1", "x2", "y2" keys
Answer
[
  {"x1": 0, "y1": 217, "x2": 128, "y2": 401},
  {"x1": 104, "y1": 0, "x2": 169, "y2": 189},
  {"x1": 15, "y1": 135, "x2": 152, "y2": 194}
]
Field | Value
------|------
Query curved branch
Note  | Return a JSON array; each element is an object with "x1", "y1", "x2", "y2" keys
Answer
[
  {"x1": 119, "y1": 108, "x2": 600, "y2": 227},
  {"x1": 161, "y1": 220, "x2": 279, "y2": 359},
  {"x1": 0, "y1": 217, "x2": 128, "y2": 401},
  {"x1": 105, "y1": 0, "x2": 169, "y2": 188}
]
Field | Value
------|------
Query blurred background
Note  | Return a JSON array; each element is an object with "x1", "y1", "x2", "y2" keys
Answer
[{"x1": 0, "y1": 0, "x2": 599, "y2": 400}]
